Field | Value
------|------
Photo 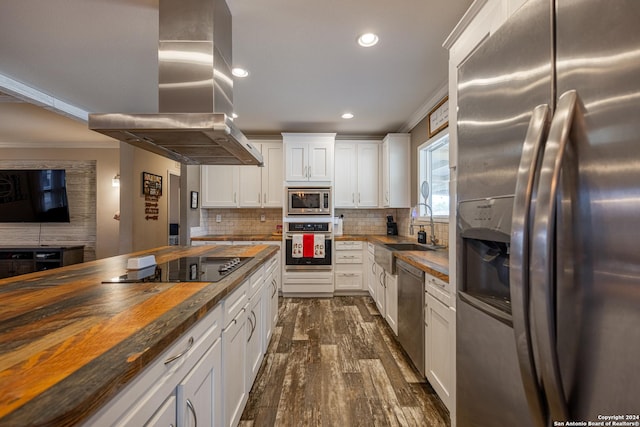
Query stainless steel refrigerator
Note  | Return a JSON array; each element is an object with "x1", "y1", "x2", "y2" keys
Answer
[{"x1": 456, "y1": 0, "x2": 640, "y2": 425}]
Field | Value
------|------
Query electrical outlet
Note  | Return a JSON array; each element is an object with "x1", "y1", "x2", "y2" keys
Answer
[
  {"x1": 260, "y1": 214, "x2": 266, "y2": 222},
  {"x1": 216, "y1": 214, "x2": 222, "y2": 223}
]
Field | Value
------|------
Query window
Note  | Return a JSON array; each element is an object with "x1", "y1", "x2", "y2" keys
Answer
[{"x1": 418, "y1": 133, "x2": 449, "y2": 218}]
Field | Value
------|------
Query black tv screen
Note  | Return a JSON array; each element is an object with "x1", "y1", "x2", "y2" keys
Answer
[{"x1": 0, "y1": 169, "x2": 71, "y2": 222}]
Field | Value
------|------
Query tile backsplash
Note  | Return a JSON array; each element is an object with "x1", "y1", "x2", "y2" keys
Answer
[
  {"x1": 194, "y1": 208, "x2": 283, "y2": 236},
  {"x1": 192, "y1": 207, "x2": 449, "y2": 247}
]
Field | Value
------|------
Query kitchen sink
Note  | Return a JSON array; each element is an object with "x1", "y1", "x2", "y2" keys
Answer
[
  {"x1": 375, "y1": 242, "x2": 436, "y2": 274},
  {"x1": 383, "y1": 243, "x2": 435, "y2": 251}
]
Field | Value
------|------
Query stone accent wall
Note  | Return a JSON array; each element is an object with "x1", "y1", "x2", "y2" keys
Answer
[{"x1": 0, "y1": 160, "x2": 97, "y2": 260}]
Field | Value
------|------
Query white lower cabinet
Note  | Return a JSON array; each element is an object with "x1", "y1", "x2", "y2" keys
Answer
[
  {"x1": 384, "y1": 272, "x2": 398, "y2": 335},
  {"x1": 177, "y1": 337, "x2": 222, "y2": 427},
  {"x1": 334, "y1": 241, "x2": 365, "y2": 292},
  {"x1": 246, "y1": 283, "x2": 265, "y2": 389},
  {"x1": 145, "y1": 395, "x2": 176, "y2": 426},
  {"x1": 424, "y1": 273, "x2": 454, "y2": 412},
  {"x1": 374, "y1": 263, "x2": 385, "y2": 317},
  {"x1": 366, "y1": 244, "x2": 376, "y2": 299},
  {"x1": 263, "y1": 253, "x2": 280, "y2": 352},
  {"x1": 83, "y1": 254, "x2": 282, "y2": 427}
]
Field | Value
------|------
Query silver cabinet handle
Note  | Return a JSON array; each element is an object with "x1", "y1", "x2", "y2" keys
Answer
[
  {"x1": 258, "y1": 192, "x2": 261, "y2": 203},
  {"x1": 234, "y1": 192, "x2": 237, "y2": 203},
  {"x1": 247, "y1": 310, "x2": 257, "y2": 342},
  {"x1": 271, "y1": 279, "x2": 277, "y2": 297},
  {"x1": 358, "y1": 193, "x2": 361, "y2": 204},
  {"x1": 531, "y1": 90, "x2": 579, "y2": 422},
  {"x1": 186, "y1": 398, "x2": 198, "y2": 427},
  {"x1": 164, "y1": 336, "x2": 194, "y2": 365},
  {"x1": 510, "y1": 103, "x2": 550, "y2": 427},
  {"x1": 264, "y1": 193, "x2": 267, "y2": 204},
  {"x1": 352, "y1": 193, "x2": 355, "y2": 203}
]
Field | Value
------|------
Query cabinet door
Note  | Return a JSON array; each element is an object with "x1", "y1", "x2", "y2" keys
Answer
[
  {"x1": 270, "y1": 257, "x2": 280, "y2": 332},
  {"x1": 374, "y1": 265, "x2": 386, "y2": 317},
  {"x1": 385, "y1": 272, "x2": 398, "y2": 335},
  {"x1": 367, "y1": 252, "x2": 376, "y2": 299},
  {"x1": 285, "y1": 142, "x2": 308, "y2": 181},
  {"x1": 145, "y1": 395, "x2": 176, "y2": 427},
  {"x1": 382, "y1": 139, "x2": 391, "y2": 206},
  {"x1": 261, "y1": 143, "x2": 283, "y2": 207},
  {"x1": 176, "y1": 337, "x2": 221, "y2": 427},
  {"x1": 223, "y1": 308, "x2": 248, "y2": 427},
  {"x1": 308, "y1": 141, "x2": 333, "y2": 181},
  {"x1": 334, "y1": 143, "x2": 357, "y2": 207},
  {"x1": 239, "y1": 148, "x2": 263, "y2": 207},
  {"x1": 246, "y1": 291, "x2": 264, "y2": 389},
  {"x1": 425, "y1": 293, "x2": 453, "y2": 409},
  {"x1": 357, "y1": 143, "x2": 379, "y2": 207},
  {"x1": 201, "y1": 165, "x2": 239, "y2": 207},
  {"x1": 263, "y1": 271, "x2": 274, "y2": 349},
  {"x1": 334, "y1": 270, "x2": 363, "y2": 291}
]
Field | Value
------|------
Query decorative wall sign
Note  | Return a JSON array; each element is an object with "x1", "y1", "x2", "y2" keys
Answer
[
  {"x1": 428, "y1": 96, "x2": 449, "y2": 138},
  {"x1": 142, "y1": 172, "x2": 162, "y2": 221},
  {"x1": 142, "y1": 172, "x2": 162, "y2": 197}
]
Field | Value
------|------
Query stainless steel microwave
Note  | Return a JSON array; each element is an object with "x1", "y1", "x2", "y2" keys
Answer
[{"x1": 286, "y1": 187, "x2": 332, "y2": 215}]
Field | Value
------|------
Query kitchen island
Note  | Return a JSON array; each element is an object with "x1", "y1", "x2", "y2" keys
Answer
[{"x1": 0, "y1": 244, "x2": 279, "y2": 426}]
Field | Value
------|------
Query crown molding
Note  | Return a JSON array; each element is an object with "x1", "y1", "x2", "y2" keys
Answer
[
  {"x1": 443, "y1": 0, "x2": 489, "y2": 50},
  {"x1": 398, "y1": 82, "x2": 448, "y2": 133}
]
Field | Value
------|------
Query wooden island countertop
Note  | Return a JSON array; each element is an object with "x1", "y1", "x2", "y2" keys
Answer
[{"x1": 0, "y1": 244, "x2": 278, "y2": 426}]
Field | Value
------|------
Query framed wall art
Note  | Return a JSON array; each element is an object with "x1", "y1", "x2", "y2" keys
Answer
[
  {"x1": 428, "y1": 96, "x2": 449, "y2": 138},
  {"x1": 142, "y1": 172, "x2": 163, "y2": 197}
]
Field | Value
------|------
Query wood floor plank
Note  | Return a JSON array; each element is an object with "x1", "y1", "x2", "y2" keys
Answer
[{"x1": 241, "y1": 296, "x2": 450, "y2": 427}]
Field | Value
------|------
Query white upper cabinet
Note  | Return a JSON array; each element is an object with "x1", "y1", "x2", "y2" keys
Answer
[
  {"x1": 260, "y1": 142, "x2": 284, "y2": 207},
  {"x1": 334, "y1": 141, "x2": 380, "y2": 208},
  {"x1": 239, "y1": 141, "x2": 283, "y2": 208},
  {"x1": 201, "y1": 165, "x2": 239, "y2": 208},
  {"x1": 203, "y1": 141, "x2": 283, "y2": 208},
  {"x1": 382, "y1": 133, "x2": 410, "y2": 208},
  {"x1": 283, "y1": 133, "x2": 335, "y2": 183}
]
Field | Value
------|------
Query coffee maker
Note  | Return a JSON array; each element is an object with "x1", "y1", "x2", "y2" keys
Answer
[{"x1": 386, "y1": 215, "x2": 398, "y2": 235}]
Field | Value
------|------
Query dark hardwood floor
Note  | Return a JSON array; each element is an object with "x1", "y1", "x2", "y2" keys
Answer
[{"x1": 240, "y1": 296, "x2": 450, "y2": 427}]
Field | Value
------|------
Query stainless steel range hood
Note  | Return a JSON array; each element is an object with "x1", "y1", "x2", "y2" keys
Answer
[{"x1": 89, "y1": 0, "x2": 263, "y2": 166}]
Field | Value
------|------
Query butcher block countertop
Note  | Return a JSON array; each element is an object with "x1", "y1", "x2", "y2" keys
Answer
[
  {"x1": 0, "y1": 244, "x2": 278, "y2": 426},
  {"x1": 337, "y1": 234, "x2": 449, "y2": 282}
]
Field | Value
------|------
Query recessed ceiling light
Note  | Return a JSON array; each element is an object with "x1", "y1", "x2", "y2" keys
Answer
[
  {"x1": 232, "y1": 113, "x2": 238, "y2": 119},
  {"x1": 342, "y1": 113, "x2": 354, "y2": 119},
  {"x1": 232, "y1": 67, "x2": 249, "y2": 78},
  {"x1": 357, "y1": 33, "x2": 379, "y2": 47}
]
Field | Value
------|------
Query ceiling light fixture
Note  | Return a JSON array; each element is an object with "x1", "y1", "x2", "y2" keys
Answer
[
  {"x1": 232, "y1": 113, "x2": 238, "y2": 119},
  {"x1": 232, "y1": 67, "x2": 249, "y2": 78},
  {"x1": 357, "y1": 33, "x2": 379, "y2": 47},
  {"x1": 341, "y1": 113, "x2": 354, "y2": 119}
]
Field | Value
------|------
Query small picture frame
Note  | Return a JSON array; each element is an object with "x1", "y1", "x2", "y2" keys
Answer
[{"x1": 190, "y1": 191, "x2": 199, "y2": 209}]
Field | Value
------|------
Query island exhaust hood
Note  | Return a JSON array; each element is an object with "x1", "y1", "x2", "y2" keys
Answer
[{"x1": 89, "y1": 0, "x2": 263, "y2": 166}]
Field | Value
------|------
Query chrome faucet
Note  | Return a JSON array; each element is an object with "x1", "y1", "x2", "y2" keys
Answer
[{"x1": 411, "y1": 203, "x2": 438, "y2": 246}]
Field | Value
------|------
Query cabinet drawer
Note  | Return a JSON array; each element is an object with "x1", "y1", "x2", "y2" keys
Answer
[
  {"x1": 425, "y1": 274, "x2": 451, "y2": 307},
  {"x1": 265, "y1": 253, "x2": 279, "y2": 275},
  {"x1": 223, "y1": 280, "x2": 248, "y2": 326},
  {"x1": 335, "y1": 271, "x2": 363, "y2": 290},
  {"x1": 336, "y1": 241, "x2": 364, "y2": 250},
  {"x1": 248, "y1": 266, "x2": 264, "y2": 300},
  {"x1": 335, "y1": 251, "x2": 363, "y2": 264}
]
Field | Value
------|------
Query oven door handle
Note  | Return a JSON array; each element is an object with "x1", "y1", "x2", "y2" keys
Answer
[{"x1": 285, "y1": 234, "x2": 332, "y2": 240}]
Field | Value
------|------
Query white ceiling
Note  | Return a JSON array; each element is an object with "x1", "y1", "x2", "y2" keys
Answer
[{"x1": 0, "y1": 0, "x2": 472, "y2": 142}]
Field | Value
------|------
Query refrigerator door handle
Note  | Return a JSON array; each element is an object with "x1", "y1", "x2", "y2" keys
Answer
[
  {"x1": 531, "y1": 90, "x2": 579, "y2": 422},
  {"x1": 510, "y1": 104, "x2": 550, "y2": 427}
]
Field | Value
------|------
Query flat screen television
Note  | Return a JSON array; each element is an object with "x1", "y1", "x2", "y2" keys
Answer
[{"x1": 0, "y1": 169, "x2": 71, "y2": 222}]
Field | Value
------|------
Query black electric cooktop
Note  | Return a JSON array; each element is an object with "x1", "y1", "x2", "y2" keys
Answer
[{"x1": 102, "y1": 256, "x2": 252, "y2": 284}]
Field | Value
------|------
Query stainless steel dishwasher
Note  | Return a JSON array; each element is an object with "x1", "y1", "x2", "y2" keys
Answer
[{"x1": 396, "y1": 258, "x2": 425, "y2": 376}]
